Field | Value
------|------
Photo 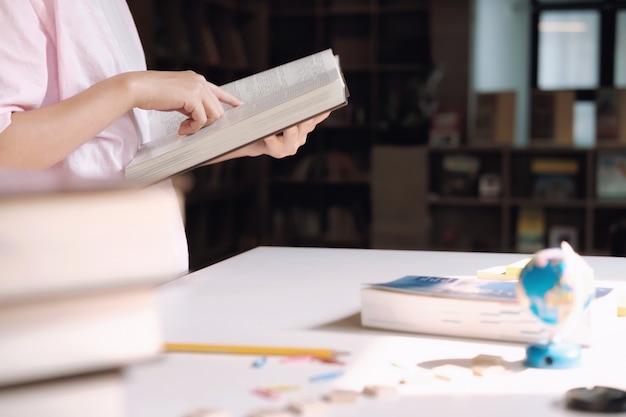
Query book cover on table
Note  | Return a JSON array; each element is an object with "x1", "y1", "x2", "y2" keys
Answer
[
  {"x1": 361, "y1": 275, "x2": 616, "y2": 346},
  {"x1": 125, "y1": 48, "x2": 350, "y2": 184}
]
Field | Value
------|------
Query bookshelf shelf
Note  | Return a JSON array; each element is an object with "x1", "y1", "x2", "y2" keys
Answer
[
  {"x1": 425, "y1": 145, "x2": 626, "y2": 256},
  {"x1": 426, "y1": 196, "x2": 503, "y2": 207},
  {"x1": 264, "y1": 0, "x2": 432, "y2": 249}
]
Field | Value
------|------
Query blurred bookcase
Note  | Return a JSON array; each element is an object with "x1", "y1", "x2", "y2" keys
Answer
[
  {"x1": 128, "y1": 0, "x2": 436, "y2": 265},
  {"x1": 425, "y1": 145, "x2": 626, "y2": 256},
  {"x1": 264, "y1": 0, "x2": 433, "y2": 249}
]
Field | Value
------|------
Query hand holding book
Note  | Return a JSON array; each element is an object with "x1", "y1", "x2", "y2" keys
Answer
[
  {"x1": 232, "y1": 111, "x2": 331, "y2": 159},
  {"x1": 130, "y1": 70, "x2": 244, "y2": 136},
  {"x1": 126, "y1": 49, "x2": 348, "y2": 184}
]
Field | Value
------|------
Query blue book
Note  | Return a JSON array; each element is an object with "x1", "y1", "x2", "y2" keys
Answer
[{"x1": 370, "y1": 275, "x2": 612, "y2": 302}]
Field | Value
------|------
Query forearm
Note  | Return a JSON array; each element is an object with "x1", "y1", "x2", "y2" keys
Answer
[{"x1": 0, "y1": 73, "x2": 136, "y2": 169}]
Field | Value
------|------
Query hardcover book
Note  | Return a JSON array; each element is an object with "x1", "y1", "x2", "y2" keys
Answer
[
  {"x1": 0, "y1": 170, "x2": 187, "y2": 301},
  {"x1": 530, "y1": 90, "x2": 574, "y2": 145},
  {"x1": 596, "y1": 151, "x2": 626, "y2": 199},
  {"x1": 0, "y1": 370, "x2": 125, "y2": 417},
  {"x1": 125, "y1": 48, "x2": 349, "y2": 184},
  {"x1": 360, "y1": 275, "x2": 615, "y2": 346},
  {"x1": 595, "y1": 88, "x2": 626, "y2": 143},
  {"x1": 472, "y1": 91, "x2": 516, "y2": 145},
  {"x1": 0, "y1": 288, "x2": 161, "y2": 387}
]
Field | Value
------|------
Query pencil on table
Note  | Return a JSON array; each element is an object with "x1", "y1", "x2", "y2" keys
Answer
[{"x1": 164, "y1": 343, "x2": 347, "y2": 360}]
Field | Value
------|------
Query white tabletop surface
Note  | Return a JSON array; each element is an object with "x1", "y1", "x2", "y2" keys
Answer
[{"x1": 125, "y1": 246, "x2": 626, "y2": 417}]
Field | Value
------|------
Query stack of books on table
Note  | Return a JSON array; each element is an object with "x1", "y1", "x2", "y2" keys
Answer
[{"x1": 0, "y1": 170, "x2": 187, "y2": 417}]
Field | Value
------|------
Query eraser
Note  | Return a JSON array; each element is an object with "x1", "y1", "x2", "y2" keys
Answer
[
  {"x1": 185, "y1": 408, "x2": 230, "y2": 417},
  {"x1": 288, "y1": 399, "x2": 328, "y2": 415},
  {"x1": 324, "y1": 389, "x2": 360, "y2": 403},
  {"x1": 362, "y1": 384, "x2": 397, "y2": 398},
  {"x1": 247, "y1": 408, "x2": 291, "y2": 417}
]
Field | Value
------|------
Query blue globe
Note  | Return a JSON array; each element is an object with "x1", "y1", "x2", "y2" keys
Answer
[{"x1": 517, "y1": 242, "x2": 594, "y2": 338}]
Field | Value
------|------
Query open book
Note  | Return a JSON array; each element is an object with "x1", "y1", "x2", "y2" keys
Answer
[{"x1": 125, "y1": 48, "x2": 349, "y2": 184}]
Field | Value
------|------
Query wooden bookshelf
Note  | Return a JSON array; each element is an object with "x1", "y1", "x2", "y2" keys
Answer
[
  {"x1": 264, "y1": 0, "x2": 433, "y2": 249},
  {"x1": 127, "y1": 0, "x2": 475, "y2": 265},
  {"x1": 425, "y1": 145, "x2": 626, "y2": 256}
]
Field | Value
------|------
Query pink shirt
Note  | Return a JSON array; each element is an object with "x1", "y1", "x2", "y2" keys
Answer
[
  {"x1": 0, "y1": 0, "x2": 189, "y2": 271},
  {"x1": 0, "y1": 0, "x2": 150, "y2": 177}
]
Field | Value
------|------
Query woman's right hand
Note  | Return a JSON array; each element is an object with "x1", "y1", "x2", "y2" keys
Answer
[{"x1": 126, "y1": 70, "x2": 243, "y2": 135}]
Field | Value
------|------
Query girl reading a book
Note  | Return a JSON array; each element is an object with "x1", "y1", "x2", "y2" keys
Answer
[{"x1": 0, "y1": 1, "x2": 330, "y2": 272}]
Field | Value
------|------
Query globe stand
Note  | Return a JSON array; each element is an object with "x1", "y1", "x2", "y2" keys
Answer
[
  {"x1": 517, "y1": 241, "x2": 594, "y2": 370},
  {"x1": 524, "y1": 341, "x2": 582, "y2": 369}
]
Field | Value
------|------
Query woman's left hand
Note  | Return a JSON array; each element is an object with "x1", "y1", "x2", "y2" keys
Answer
[{"x1": 243, "y1": 112, "x2": 331, "y2": 158}]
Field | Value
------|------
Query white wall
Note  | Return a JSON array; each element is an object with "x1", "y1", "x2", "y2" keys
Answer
[{"x1": 471, "y1": 0, "x2": 531, "y2": 146}]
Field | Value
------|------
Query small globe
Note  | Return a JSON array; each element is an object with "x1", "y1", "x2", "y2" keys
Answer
[{"x1": 517, "y1": 241, "x2": 594, "y2": 340}]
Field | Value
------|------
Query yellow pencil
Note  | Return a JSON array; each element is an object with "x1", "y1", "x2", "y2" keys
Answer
[{"x1": 163, "y1": 342, "x2": 347, "y2": 360}]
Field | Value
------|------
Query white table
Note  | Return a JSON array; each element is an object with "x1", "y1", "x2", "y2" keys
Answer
[{"x1": 125, "y1": 246, "x2": 626, "y2": 417}]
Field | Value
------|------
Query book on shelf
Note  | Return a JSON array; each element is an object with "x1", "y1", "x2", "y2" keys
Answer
[
  {"x1": 0, "y1": 370, "x2": 125, "y2": 417},
  {"x1": 533, "y1": 175, "x2": 576, "y2": 199},
  {"x1": 596, "y1": 151, "x2": 626, "y2": 200},
  {"x1": 125, "y1": 48, "x2": 349, "y2": 185},
  {"x1": 186, "y1": 3, "x2": 221, "y2": 66},
  {"x1": 471, "y1": 91, "x2": 516, "y2": 145},
  {"x1": 530, "y1": 157, "x2": 579, "y2": 199},
  {"x1": 595, "y1": 88, "x2": 626, "y2": 144},
  {"x1": 153, "y1": 0, "x2": 190, "y2": 59},
  {"x1": 360, "y1": 275, "x2": 616, "y2": 346},
  {"x1": 530, "y1": 90, "x2": 574, "y2": 145},
  {"x1": 516, "y1": 207, "x2": 546, "y2": 254},
  {"x1": 0, "y1": 287, "x2": 162, "y2": 387},
  {"x1": 429, "y1": 107, "x2": 464, "y2": 147},
  {"x1": 228, "y1": 27, "x2": 248, "y2": 69},
  {"x1": 530, "y1": 157, "x2": 579, "y2": 176},
  {"x1": 0, "y1": 169, "x2": 187, "y2": 302},
  {"x1": 440, "y1": 153, "x2": 481, "y2": 197}
]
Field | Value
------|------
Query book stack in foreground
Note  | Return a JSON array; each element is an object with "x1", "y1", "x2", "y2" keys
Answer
[{"x1": 0, "y1": 170, "x2": 188, "y2": 417}]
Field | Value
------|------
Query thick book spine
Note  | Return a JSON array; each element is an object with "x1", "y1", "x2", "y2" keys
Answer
[
  {"x1": 360, "y1": 286, "x2": 616, "y2": 346},
  {"x1": 126, "y1": 48, "x2": 348, "y2": 184},
  {"x1": 0, "y1": 185, "x2": 187, "y2": 301},
  {"x1": 0, "y1": 370, "x2": 124, "y2": 417},
  {"x1": 0, "y1": 288, "x2": 162, "y2": 387}
]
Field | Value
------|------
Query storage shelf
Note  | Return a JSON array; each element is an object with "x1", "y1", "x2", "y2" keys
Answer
[
  {"x1": 507, "y1": 198, "x2": 588, "y2": 208},
  {"x1": 426, "y1": 196, "x2": 503, "y2": 207},
  {"x1": 426, "y1": 145, "x2": 626, "y2": 255}
]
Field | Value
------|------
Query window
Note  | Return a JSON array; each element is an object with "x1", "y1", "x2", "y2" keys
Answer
[
  {"x1": 537, "y1": 10, "x2": 600, "y2": 89},
  {"x1": 531, "y1": 0, "x2": 623, "y2": 89},
  {"x1": 614, "y1": 10, "x2": 626, "y2": 86},
  {"x1": 531, "y1": 1, "x2": 626, "y2": 146}
]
